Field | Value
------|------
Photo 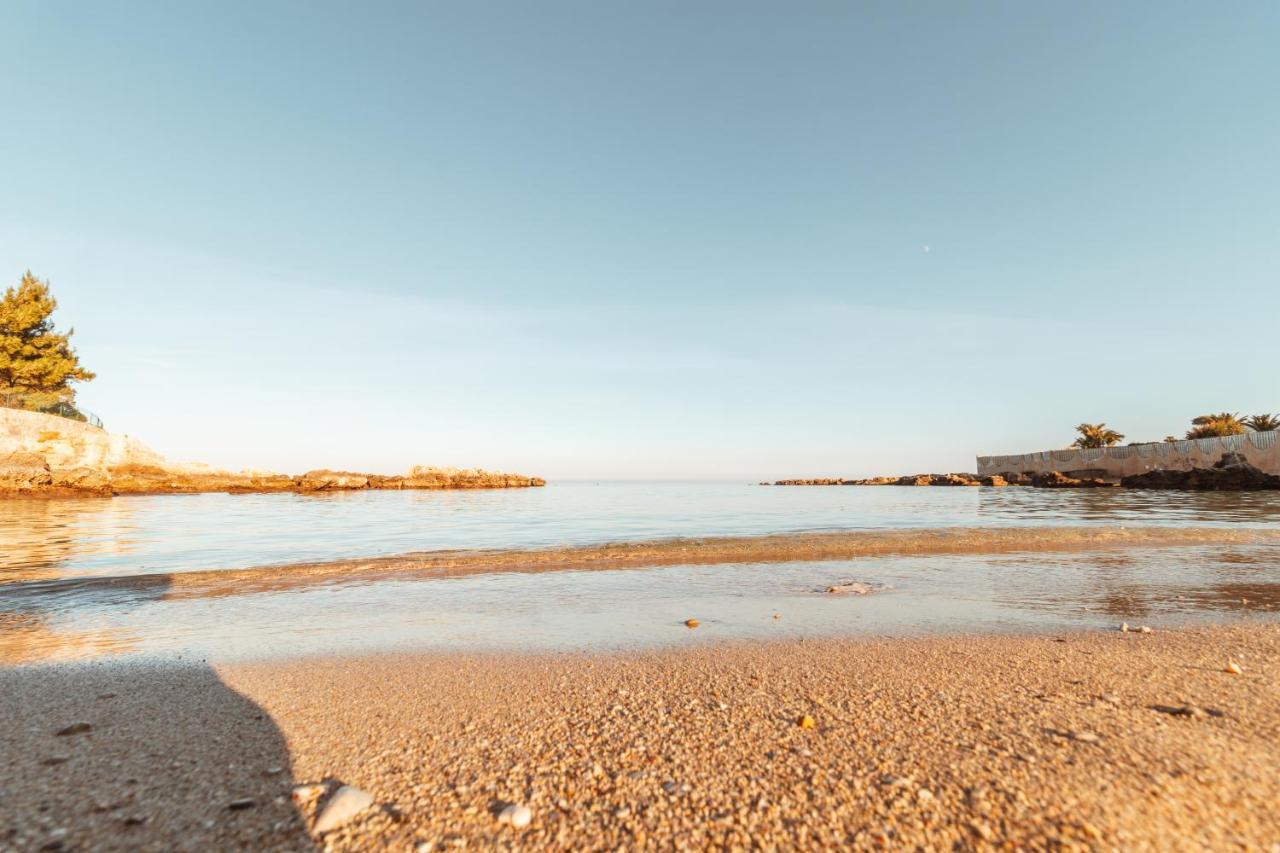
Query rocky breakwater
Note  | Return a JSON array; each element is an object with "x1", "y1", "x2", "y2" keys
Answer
[
  {"x1": 773, "y1": 471, "x2": 1116, "y2": 488},
  {"x1": 0, "y1": 408, "x2": 544, "y2": 498},
  {"x1": 1121, "y1": 453, "x2": 1280, "y2": 491},
  {"x1": 774, "y1": 473, "x2": 1009, "y2": 487}
]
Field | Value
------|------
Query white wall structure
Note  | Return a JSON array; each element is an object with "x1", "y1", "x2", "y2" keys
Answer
[{"x1": 977, "y1": 431, "x2": 1280, "y2": 481}]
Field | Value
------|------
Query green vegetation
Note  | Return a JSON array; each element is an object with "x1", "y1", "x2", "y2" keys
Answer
[
  {"x1": 0, "y1": 271, "x2": 95, "y2": 416},
  {"x1": 1071, "y1": 422, "x2": 1124, "y2": 449},
  {"x1": 1243, "y1": 413, "x2": 1280, "y2": 433},
  {"x1": 1072, "y1": 412, "x2": 1280, "y2": 450},
  {"x1": 1185, "y1": 412, "x2": 1246, "y2": 440}
]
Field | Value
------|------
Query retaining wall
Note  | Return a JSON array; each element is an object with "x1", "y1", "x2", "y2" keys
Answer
[{"x1": 977, "y1": 430, "x2": 1280, "y2": 481}]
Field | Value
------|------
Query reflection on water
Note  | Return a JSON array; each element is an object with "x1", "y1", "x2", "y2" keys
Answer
[
  {"x1": 3, "y1": 484, "x2": 1279, "y2": 665},
  {"x1": 5, "y1": 483, "x2": 1280, "y2": 582}
]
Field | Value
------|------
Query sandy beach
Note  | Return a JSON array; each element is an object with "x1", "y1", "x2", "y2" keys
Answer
[{"x1": 4, "y1": 623, "x2": 1277, "y2": 850}]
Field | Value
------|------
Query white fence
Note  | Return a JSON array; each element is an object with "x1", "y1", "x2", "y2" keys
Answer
[{"x1": 977, "y1": 430, "x2": 1280, "y2": 479}]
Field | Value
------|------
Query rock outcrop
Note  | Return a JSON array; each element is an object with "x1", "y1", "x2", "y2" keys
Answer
[
  {"x1": 0, "y1": 408, "x2": 545, "y2": 498},
  {"x1": 774, "y1": 473, "x2": 985, "y2": 487},
  {"x1": 1121, "y1": 453, "x2": 1280, "y2": 491},
  {"x1": 1029, "y1": 471, "x2": 1117, "y2": 489},
  {"x1": 772, "y1": 470, "x2": 1122, "y2": 488}
]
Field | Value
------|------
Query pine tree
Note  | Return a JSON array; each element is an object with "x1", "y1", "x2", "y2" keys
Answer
[{"x1": 0, "y1": 271, "x2": 95, "y2": 412}]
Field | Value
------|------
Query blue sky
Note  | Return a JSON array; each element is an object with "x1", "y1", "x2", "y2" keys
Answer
[{"x1": 2, "y1": 1, "x2": 1277, "y2": 478}]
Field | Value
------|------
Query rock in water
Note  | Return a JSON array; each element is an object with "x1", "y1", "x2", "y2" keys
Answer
[
  {"x1": 313, "y1": 785, "x2": 375, "y2": 834},
  {"x1": 498, "y1": 803, "x2": 532, "y2": 828}
]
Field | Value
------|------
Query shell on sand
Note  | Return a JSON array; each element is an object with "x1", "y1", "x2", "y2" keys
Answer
[{"x1": 313, "y1": 785, "x2": 375, "y2": 834}]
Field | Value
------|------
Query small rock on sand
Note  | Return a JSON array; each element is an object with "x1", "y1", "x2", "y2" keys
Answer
[
  {"x1": 227, "y1": 798, "x2": 256, "y2": 811},
  {"x1": 313, "y1": 785, "x2": 375, "y2": 834},
  {"x1": 55, "y1": 723, "x2": 92, "y2": 737},
  {"x1": 684, "y1": 619, "x2": 699, "y2": 628},
  {"x1": 498, "y1": 803, "x2": 532, "y2": 828},
  {"x1": 825, "y1": 582, "x2": 874, "y2": 595}
]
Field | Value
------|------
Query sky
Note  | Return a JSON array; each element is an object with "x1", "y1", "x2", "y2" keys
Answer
[{"x1": 2, "y1": 1, "x2": 1277, "y2": 479}]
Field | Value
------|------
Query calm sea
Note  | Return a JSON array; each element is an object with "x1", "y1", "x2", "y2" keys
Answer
[{"x1": 3, "y1": 482, "x2": 1279, "y2": 664}]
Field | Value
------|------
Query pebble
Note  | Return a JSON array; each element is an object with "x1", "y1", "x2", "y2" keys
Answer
[
  {"x1": 1070, "y1": 731, "x2": 1100, "y2": 744},
  {"x1": 826, "y1": 582, "x2": 874, "y2": 595},
  {"x1": 1121, "y1": 623, "x2": 1130, "y2": 633},
  {"x1": 797, "y1": 715, "x2": 816, "y2": 729},
  {"x1": 55, "y1": 723, "x2": 92, "y2": 737},
  {"x1": 684, "y1": 619, "x2": 700, "y2": 628},
  {"x1": 1225, "y1": 660, "x2": 1243, "y2": 675},
  {"x1": 313, "y1": 785, "x2": 375, "y2": 834},
  {"x1": 227, "y1": 798, "x2": 256, "y2": 811},
  {"x1": 1138, "y1": 626, "x2": 1153, "y2": 634},
  {"x1": 498, "y1": 803, "x2": 532, "y2": 828}
]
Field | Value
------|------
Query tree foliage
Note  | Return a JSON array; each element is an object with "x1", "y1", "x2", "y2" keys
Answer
[
  {"x1": 0, "y1": 271, "x2": 95, "y2": 411},
  {"x1": 1071, "y1": 422, "x2": 1124, "y2": 449},
  {"x1": 1243, "y1": 413, "x2": 1280, "y2": 433},
  {"x1": 1185, "y1": 412, "x2": 1246, "y2": 439}
]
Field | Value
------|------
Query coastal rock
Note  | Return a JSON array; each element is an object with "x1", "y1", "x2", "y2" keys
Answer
[
  {"x1": 1, "y1": 411, "x2": 546, "y2": 498},
  {"x1": 296, "y1": 470, "x2": 371, "y2": 491},
  {"x1": 929, "y1": 473, "x2": 980, "y2": 486},
  {"x1": 1121, "y1": 454, "x2": 1280, "y2": 491},
  {"x1": 1030, "y1": 471, "x2": 1117, "y2": 489},
  {"x1": 313, "y1": 785, "x2": 375, "y2": 834},
  {"x1": 0, "y1": 451, "x2": 53, "y2": 490},
  {"x1": 49, "y1": 466, "x2": 111, "y2": 493},
  {"x1": 980, "y1": 475, "x2": 1008, "y2": 487}
]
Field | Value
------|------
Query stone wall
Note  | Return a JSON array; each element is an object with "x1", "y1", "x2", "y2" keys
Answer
[
  {"x1": 0, "y1": 407, "x2": 168, "y2": 472},
  {"x1": 977, "y1": 431, "x2": 1280, "y2": 481}
]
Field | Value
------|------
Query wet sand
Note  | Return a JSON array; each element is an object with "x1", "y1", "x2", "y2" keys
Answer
[
  {"x1": 10, "y1": 525, "x2": 1280, "y2": 601},
  {"x1": 4, "y1": 623, "x2": 1278, "y2": 850}
]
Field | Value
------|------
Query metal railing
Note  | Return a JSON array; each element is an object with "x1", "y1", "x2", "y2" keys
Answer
[{"x1": 0, "y1": 396, "x2": 104, "y2": 430}]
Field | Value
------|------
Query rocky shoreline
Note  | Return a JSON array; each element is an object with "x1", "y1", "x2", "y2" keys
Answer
[
  {"x1": 772, "y1": 453, "x2": 1280, "y2": 491},
  {"x1": 0, "y1": 454, "x2": 545, "y2": 498},
  {"x1": 0, "y1": 407, "x2": 544, "y2": 498}
]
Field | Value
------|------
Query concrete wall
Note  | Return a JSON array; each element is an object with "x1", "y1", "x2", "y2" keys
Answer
[
  {"x1": 977, "y1": 431, "x2": 1280, "y2": 480},
  {"x1": 0, "y1": 407, "x2": 168, "y2": 471}
]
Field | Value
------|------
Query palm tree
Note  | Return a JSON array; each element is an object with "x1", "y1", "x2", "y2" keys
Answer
[
  {"x1": 1186, "y1": 412, "x2": 1246, "y2": 439},
  {"x1": 1072, "y1": 422, "x2": 1124, "y2": 449},
  {"x1": 1243, "y1": 413, "x2": 1280, "y2": 433}
]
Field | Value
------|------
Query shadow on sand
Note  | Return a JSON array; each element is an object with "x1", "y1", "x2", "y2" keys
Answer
[{"x1": 0, "y1": 573, "x2": 316, "y2": 851}]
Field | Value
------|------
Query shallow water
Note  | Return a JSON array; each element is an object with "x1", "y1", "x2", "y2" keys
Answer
[{"x1": 2, "y1": 483, "x2": 1279, "y2": 664}]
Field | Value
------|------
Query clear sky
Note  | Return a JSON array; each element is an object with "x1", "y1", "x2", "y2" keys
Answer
[{"x1": 2, "y1": 1, "x2": 1277, "y2": 479}]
